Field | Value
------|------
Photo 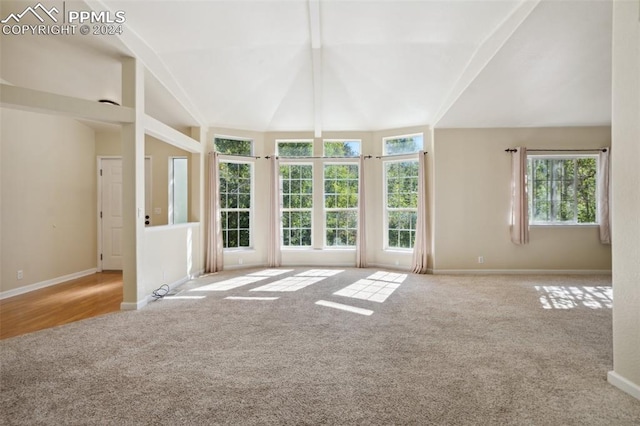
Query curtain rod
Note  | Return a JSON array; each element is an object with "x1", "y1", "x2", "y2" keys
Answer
[
  {"x1": 211, "y1": 152, "x2": 261, "y2": 159},
  {"x1": 375, "y1": 152, "x2": 428, "y2": 159},
  {"x1": 505, "y1": 148, "x2": 607, "y2": 153},
  {"x1": 264, "y1": 155, "x2": 372, "y2": 159}
]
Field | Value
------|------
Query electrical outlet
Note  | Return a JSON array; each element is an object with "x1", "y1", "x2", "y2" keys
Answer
[
  {"x1": 478, "y1": 256, "x2": 484, "y2": 264},
  {"x1": 17, "y1": 270, "x2": 23, "y2": 280}
]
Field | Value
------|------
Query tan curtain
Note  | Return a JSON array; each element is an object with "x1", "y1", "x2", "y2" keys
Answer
[
  {"x1": 205, "y1": 152, "x2": 223, "y2": 273},
  {"x1": 510, "y1": 147, "x2": 529, "y2": 245},
  {"x1": 356, "y1": 155, "x2": 367, "y2": 268},
  {"x1": 267, "y1": 155, "x2": 282, "y2": 267},
  {"x1": 412, "y1": 151, "x2": 429, "y2": 273},
  {"x1": 598, "y1": 149, "x2": 611, "y2": 244}
]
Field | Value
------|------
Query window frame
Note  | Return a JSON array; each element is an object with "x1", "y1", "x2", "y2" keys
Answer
[
  {"x1": 279, "y1": 161, "x2": 314, "y2": 248},
  {"x1": 323, "y1": 139, "x2": 361, "y2": 157},
  {"x1": 276, "y1": 139, "x2": 314, "y2": 157},
  {"x1": 527, "y1": 154, "x2": 599, "y2": 226},
  {"x1": 214, "y1": 135, "x2": 254, "y2": 156},
  {"x1": 381, "y1": 133, "x2": 422, "y2": 252},
  {"x1": 382, "y1": 133, "x2": 424, "y2": 156},
  {"x1": 323, "y1": 161, "x2": 360, "y2": 248},
  {"x1": 383, "y1": 157, "x2": 419, "y2": 251}
]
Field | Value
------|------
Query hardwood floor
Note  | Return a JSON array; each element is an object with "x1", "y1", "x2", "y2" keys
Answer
[{"x1": 0, "y1": 272, "x2": 123, "y2": 340}]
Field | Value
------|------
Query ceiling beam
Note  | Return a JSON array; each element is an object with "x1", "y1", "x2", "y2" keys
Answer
[
  {"x1": 432, "y1": 0, "x2": 541, "y2": 127},
  {"x1": 0, "y1": 83, "x2": 134, "y2": 123},
  {"x1": 308, "y1": 0, "x2": 322, "y2": 137}
]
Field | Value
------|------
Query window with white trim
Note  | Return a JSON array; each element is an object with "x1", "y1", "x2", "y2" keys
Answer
[
  {"x1": 324, "y1": 140, "x2": 361, "y2": 157},
  {"x1": 383, "y1": 134, "x2": 422, "y2": 250},
  {"x1": 527, "y1": 156, "x2": 597, "y2": 224},
  {"x1": 215, "y1": 137, "x2": 254, "y2": 249},
  {"x1": 280, "y1": 163, "x2": 313, "y2": 247},
  {"x1": 277, "y1": 140, "x2": 313, "y2": 157},
  {"x1": 324, "y1": 163, "x2": 359, "y2": 247}
]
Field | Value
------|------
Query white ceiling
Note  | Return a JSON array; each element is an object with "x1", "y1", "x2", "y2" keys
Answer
[{"x1": 0, "y1": 0, "x2": 612, "y2": 132}]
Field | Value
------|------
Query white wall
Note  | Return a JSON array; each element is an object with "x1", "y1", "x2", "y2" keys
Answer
[
  {"x1": 1, "y1": 108, "x2": 96, "y2": 293},
  {"x1": 433, "y1": 127, "x2": 612, "y2": 272},
  {"x1": 142, "y1": 223, "x2": 201, "y2": 297},
  {"x1": 609, "y1": 0, "x2": 640, "y2": 400}
]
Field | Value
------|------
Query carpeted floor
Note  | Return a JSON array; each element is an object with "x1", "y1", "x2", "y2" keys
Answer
[{"x1": 1, "y1": 268, "x2": 638, "y2": 425}]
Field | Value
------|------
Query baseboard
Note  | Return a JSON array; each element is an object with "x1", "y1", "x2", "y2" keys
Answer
[
  {"x1": 608, "y1": 370, "x2": 640, "y2": 401},
  {"x1": 432, "y1": 269, "x2": 612, "y2": 275},
  {"x1": 0, "y1": 268, "x2": 97, "y2": 300},
  {"x1": 120, "y1": 299, "x2": 148, "y2": 311}
]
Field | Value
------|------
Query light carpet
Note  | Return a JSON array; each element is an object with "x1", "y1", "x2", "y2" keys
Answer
[{"x1": 1, "y1": 268, "x2": 638, "y2": 425}]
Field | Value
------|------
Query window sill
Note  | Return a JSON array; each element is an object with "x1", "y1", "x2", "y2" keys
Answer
[
  {"x1": 384, "y1": 248, "x2": 413, "y2": 254},
  {"x1": 224, "y1": 248, "x2": 255, "y2": 253}
]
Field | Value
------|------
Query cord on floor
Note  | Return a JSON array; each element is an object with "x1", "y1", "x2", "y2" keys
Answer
[{"x1": 152, "y1": 284, "x2": 170, "y2": 300}]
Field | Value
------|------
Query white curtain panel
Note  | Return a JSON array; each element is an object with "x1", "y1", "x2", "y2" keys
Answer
[
  {"x1": 205, "y1": 152, "x2": 224, "y2": 273},
  {"x1": 597, "y1": 149, "x2": 611, "y2": 244},
  {"x1": 411, "y1": 151, "x2": 429, "y2": 274},
  {"x1": 356, "y1": 155, "x2": 367, "y2": 268},
  {"x1": 267, "y1": 155, "x2": 282, "y2": 267},
  {"x1": 510, "y1": 147, "x2": 530, "y2": 245}
]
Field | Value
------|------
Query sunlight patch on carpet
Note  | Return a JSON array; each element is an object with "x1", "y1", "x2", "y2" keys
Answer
[
  {"x1": 334, "y1": 279, "x2": 400, "y2": 303},
  {"x1": 295, "y1": 269, "x2": 344, "y2": 277},
  {"x1": 190, "y1": 276, "x2": 268, "y2": 292},
  {"x1": 535, "y1": 286, "x2": 613, "y2": 309},
  {"x1": 248, "y1": 269, "x2": 294, "y2": 277},
  {"x1": 334, "y1": 271, "x2": 406, "y2": 303},
  {"x1": 251, "y1": 276, "x2": 326, "y2": 292},
  {"x1": 315, "y1": 300, "x2": 374, "y2": 316}
]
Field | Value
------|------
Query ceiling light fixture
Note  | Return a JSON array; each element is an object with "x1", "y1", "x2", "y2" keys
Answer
[{"x1": 98, "y1": 99, "x2": 120, "y2": 106}]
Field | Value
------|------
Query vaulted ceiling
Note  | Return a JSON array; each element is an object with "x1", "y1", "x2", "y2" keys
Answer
[{"x1": 0, "y1": 0, "x2": 612, "y2": 133}]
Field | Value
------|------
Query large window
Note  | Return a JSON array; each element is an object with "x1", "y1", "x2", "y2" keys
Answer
[
  {"x1": 528, "y1": 156, "x2": 597, "y2": 224},
  {"x1": 324, "y1": 164, "x2": 359, "y2": 247},
  {"x1": 215, "y1": 137, "x2": 253, "y2": 249},
  {"x1": 383, "y1": 134, "x2": 422, "y2": 250},
  {"x1": 280, "y1": 164, "x2": 313, "y2": 247}
]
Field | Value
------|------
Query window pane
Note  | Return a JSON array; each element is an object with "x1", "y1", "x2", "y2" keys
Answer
[
  {"x1": 385, "y1": 161, "x2": 418, "y2": 209},
  {"x1": 324, "y1": 140, "x2": 361, "y2": 157},
  {"x1": 280, "y1": 164, "x2": 313, "y2": 247},
  {"x1": 325, "y1": 211, "x2": 357, "y2": 247},
  {"x1": 388, "y1": 211, "x2": 417, "y2": 249},
  {"x1": 215, "y1": 137, "x2": 252, "y2": 156},
  {"x1": 383, "y1": 134, "x2": 423, "y2": 155},
  {"x1": 170, "y1": 158, "x2": 188, "y2": 224},
  {"x1": 220, "y1": 160, "x2": 252, "y2": 248},
  {"x1": 577, "y1": 158, "x2": 597, "y2": 223},
  {"x1": 278, "y1": 141, "x2": 313, "y2": 157},
  {"x1": 528, "y1": 157, "x2": 597, "y2": 225}
]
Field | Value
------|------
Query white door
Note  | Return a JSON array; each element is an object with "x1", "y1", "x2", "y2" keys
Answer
[
  {"x1": 101, "y1": 159, "x2": 123, "y2": 270},
  {"x1": 100, "y1": 158, "x2": 152, "y2": 270}
]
